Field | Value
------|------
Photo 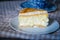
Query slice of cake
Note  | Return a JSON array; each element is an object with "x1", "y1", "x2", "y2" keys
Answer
[{"x1": 18, "y1": 8, "x2": 49, "y2": 28}]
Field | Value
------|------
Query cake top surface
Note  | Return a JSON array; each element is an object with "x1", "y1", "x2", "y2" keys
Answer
[
  {"x1": 20, "y1": 8, "x2": 40, "y2": 13},
  {"x1": 19, "y1": 8, "x2": 48, "y2": 16}
]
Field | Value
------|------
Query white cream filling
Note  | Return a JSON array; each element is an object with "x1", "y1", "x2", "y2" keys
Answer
[{"x1": 18, "y1": 15, "x2": 49, "y2": 27}]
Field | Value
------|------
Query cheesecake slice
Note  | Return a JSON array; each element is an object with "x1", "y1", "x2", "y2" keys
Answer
[{"x1": 18, "y1": 8, "x2": 49, "y2": 28}]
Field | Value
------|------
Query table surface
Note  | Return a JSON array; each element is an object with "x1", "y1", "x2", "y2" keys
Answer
[{"x1": 0, "y1": 1, "x2": 60, "y2": 40}]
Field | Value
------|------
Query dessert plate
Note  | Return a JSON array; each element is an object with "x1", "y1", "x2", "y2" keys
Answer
[{"x1": 10, "y1": 17, "x2": 59, "y2": 34}]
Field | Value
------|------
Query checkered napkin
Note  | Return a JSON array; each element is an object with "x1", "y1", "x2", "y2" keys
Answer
[
  {"x1": 20, "y1": 0, "x2": 57, "y2": 12},
  {"x1": 0, "y1": 1, "x2": 60, "y2": 40}
]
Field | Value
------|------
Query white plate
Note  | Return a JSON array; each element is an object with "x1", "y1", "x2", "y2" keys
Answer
[{"x1": 10, "y1": 16, "x2": 59, "y2": 35}]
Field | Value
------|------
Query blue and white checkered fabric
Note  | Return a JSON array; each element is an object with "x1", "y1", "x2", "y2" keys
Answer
[
  {"x1": 21, "y1": 0, "x2": 57, "y2": 12},
  {"x1": 0, "y1": 1, "x2": 60, "y2": 40}
]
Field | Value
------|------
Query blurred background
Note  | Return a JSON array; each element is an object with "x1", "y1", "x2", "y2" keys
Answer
[{"x1": 0, "y1": 0, "x2": 60, "y2": 40}]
